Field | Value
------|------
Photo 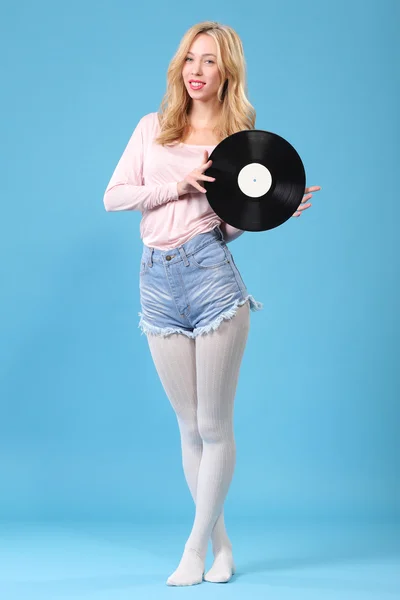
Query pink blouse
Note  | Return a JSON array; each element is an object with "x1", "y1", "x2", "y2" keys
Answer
[{"x1": 103, "y1": 112, "x2": 244, "y2": 250}]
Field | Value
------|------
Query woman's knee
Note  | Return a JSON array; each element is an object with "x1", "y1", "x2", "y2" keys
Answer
[
  {"x1": 177, "y1": 415, "x2": 202, "y2": 444},
  {"x1": 197, "y1": 418, "x2": 234, "y2": 444}
]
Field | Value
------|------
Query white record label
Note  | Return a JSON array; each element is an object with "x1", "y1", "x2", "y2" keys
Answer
[{"x1": 237, "y1": 163, "x2": 273, "y2": 198}]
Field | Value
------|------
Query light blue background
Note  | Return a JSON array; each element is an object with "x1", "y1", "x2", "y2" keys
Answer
[{"x1": 1, "y1": 0, "x2": 398, "y2": 530}]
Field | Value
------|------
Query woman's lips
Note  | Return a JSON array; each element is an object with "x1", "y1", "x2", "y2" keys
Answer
[{"x1": 189, "y1": 82, "x2": 206, "y2": 90}]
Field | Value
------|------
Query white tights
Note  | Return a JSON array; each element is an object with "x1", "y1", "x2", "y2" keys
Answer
[{"x1": 146, "y1": 301, "x2": 250, "y2": 567}]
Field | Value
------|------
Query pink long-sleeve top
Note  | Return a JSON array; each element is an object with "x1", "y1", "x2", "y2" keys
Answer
[{"x1": 103, "y1": 112, "x2": 244, "y2": 250}]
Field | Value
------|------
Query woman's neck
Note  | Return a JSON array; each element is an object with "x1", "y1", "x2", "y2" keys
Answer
[{"x1": 187, "y1": 105, "x2": 222, "y2": 130}]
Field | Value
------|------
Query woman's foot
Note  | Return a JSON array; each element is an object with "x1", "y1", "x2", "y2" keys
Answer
[
  {"x1": 166, "y1": 547, "x2": 205, "y2": 586},
  {"x1": 204, "y1": 547, "x2": 236, "y2": 583}
]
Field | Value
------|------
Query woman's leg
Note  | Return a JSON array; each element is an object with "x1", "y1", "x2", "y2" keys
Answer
[
  {"x1": 145, "y1": 325, "x2": 235, "y2": 580},
  {"x1": 165, "y1": 301, "x2": 250, "y2": 585},
  {"x1": 146, "y1": 330, "x2": 202, "y2": 501}
]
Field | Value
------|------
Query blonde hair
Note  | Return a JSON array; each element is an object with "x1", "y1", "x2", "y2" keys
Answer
[{"x1": 154, "y1": 21, "x2": 256, "y2": 146}]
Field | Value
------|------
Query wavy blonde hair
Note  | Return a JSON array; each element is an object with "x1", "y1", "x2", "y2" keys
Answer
[{"x1": 154, "y1": 21, "x2": 256, "y2": 146}]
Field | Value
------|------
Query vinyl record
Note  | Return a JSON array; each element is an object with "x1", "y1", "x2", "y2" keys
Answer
[{"x1": 204, "y1": 130, "x2": 306, "y2": 232}]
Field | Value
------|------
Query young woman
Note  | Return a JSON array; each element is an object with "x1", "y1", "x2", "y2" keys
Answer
[{"x1": 104, "y1": 21, "x2": 319, "y2": 587}]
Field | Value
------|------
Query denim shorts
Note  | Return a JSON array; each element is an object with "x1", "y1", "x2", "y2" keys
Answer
[{"x1": 138, "y1": 225, "x2": 263, "y2": 338}]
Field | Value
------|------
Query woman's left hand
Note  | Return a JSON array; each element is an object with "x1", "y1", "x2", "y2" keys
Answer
[{"x1": 292, "y1": 185, "x2": 321, "y2": 217}]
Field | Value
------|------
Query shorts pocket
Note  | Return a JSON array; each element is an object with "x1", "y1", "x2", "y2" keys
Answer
[{"x1": 190, "y1": 241, "x2": 229, "y2": 270}]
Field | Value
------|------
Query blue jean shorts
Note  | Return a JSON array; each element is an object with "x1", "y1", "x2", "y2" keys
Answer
[{"x1": 138, "y1": 225, "x2": 263, "y2": 338}]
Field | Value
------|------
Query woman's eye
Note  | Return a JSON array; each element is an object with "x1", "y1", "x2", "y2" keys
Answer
[{"x1": 185, "y1": 57, "x2": 214, "y2": 64}]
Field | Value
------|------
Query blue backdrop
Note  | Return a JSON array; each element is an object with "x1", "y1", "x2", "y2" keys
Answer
[{"x1": 1, "y1": 0, "x2": 398, "y2": 525}]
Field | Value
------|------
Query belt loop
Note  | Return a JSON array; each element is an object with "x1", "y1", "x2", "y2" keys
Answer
[
  {"x1": 149, "y1": 248, "x2": 154, "y2": 267},
  {"x1": 178, "y1": 246, "x2": 190, "y2": 267}
]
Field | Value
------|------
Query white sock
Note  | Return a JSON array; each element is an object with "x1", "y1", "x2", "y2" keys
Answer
[
  {"x1": 146, "y1": 301, "x2": 250, "y2": 585},
  {"x1": 204, "y1": 548, "x2": 236, "y2": 583}
]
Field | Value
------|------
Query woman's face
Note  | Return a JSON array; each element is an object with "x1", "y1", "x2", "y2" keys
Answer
[{"x1": 182, "y1": 34, "x2": 221, "y2": 102}]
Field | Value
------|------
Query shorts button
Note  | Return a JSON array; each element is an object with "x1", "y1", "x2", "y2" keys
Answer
[{"x1": 166, "y1": 255, "x2": 172, "y2": 261}]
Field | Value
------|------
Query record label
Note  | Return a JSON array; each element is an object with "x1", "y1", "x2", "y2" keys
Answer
[{"x1": 237, "y1": 163, "x2": 273, "y2": 198}]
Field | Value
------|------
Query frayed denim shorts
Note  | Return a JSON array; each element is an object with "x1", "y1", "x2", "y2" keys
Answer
[{"x1": 138, "y1": 225, "x2": 263, "y2": 339}]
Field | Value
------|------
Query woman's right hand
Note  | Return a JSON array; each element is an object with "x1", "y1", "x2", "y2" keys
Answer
[{"x1": 177, "y1": 150, "x2": 216, "y2": 196}]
